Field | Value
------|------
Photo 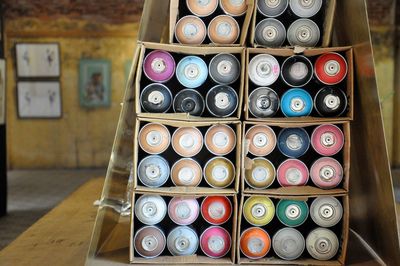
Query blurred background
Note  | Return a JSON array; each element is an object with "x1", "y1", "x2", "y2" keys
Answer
[{"x1": 0, "y1": 0, "x2": 398, "y2": 250}]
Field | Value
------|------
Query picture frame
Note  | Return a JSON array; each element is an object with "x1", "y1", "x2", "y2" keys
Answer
[
  {"x1": 0, "y1": 59, "x2": 5, "y2": 124},
  {"x1": 15, "y1": 43, "x2": 61, "y2": 78},
  {"x1": 79, "y1": 59, "x2": 111, "y2": 108},
  {"x1": 17, "y1": 81, "x2": 62, "y2": 119}
]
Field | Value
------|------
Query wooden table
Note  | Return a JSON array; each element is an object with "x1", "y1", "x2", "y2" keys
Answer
[
  {"x1": 0, "y1": 177, "x2": 103, "y2": 266},
  {"x1": 0, "y1": 177, "x2": 398, "y2": 266}
]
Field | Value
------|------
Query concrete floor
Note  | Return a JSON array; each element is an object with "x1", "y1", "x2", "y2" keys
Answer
[{"x1": 0, "y1": 169, "x2": 105, "y2": 250}]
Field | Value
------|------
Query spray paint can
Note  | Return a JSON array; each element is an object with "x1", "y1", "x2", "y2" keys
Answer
[
  {"x1": 276, "y1": 199, "x2": 309, "y2": 227},
  {"x1": 204, "y1": 124, "x2": 236, "y2": 156},
  {"x1": 248, "y1": 87, "x2": 280, "y2": 118},
  {"x1": 186, "y1": 0, "x2": 219, "y2": 17},
  {"x1": 138, "y1": 123, "x2": 171, "y2": 155},
  {"x1": 281, "y1": 88, "x2": 313, "y2": 117},
  {"x1": 306, "y1": 228, "x2": 339, "y2": 260},
  {"x1": 140, "y1": 83, "x2": 173, "y2": 113},
  {"x1": 168, "y1": 197, "x2": 200, "y2": 225},
  {"x1": 314, "y1": 52, "x2": 348, "y2": 85},
  {"x1": 310, "y1": 157, "x2": 343, "y2": 189},
  {"x1": 245, "y1": 157, "x2": 276, "y2": 189},
  {"x1": 167, "y1": 226, "x2": 199, "y2": 256},
  {"x1": 277, "y1": 159, "x2": 309, "y2": 187},
  {"x1": 277, "y1": 127, "x2": 310, "y2": 158},
  {"x1": 135, "y1": 195, "x2": 167, "y2": 225},
  {"x1": 281, "y1": 55, "x2": 313, "y2": 87},
  {"x1": 311, "y1": 124, "x2": 344, "y2": 156},
  {"x1": 245, "y1": 125, "x2": 277, "y2": 156},
  {"x1": 243, "y1": 196, "x2": 275, "y2": 226},
  {"x1": 204, "y1": 157, "x2": 235, "y2": 188},
  {"x1": 206, "y1": 85, "x2": 238, "y2": 117},
  {"x1": 176, "y1": 56, "x2": 208, "y2": 88},
  {"x1": 134, "y1": 226, "x2": 166, "y2": 258},
  {"x1": 171, "y1": 127, "x2": 204, "y2": 157},
  {"x1": 314, "y1": 87, "x2": 347, "y2": 117},
  {"x1": 289, "y1": 0, "x2": 323, "y2": 18},
  {"x1": 171, "y1": 158, "x2": 202, "y2": 187},
  {"x1": 175, "y1": 15, "x2": 207, "y2": 45},
  {"x1": 200, "y1": 226, "x2": 232, "y2": 258},
  {"x1": 209, "y1": 53, "x2": 241, "y2": 85},
  {"x1": 255, "y1": 18, "x2": 286, "y2": 47},
  {"x1": 240, "y1": 227, "x2": 271, "y2": 259},
  {"x1": 137, "y1": 155, "x2": 170, "y2": 188},
  {"x1": 208, "y1": 15, "x2": 240, "y2": 44},
  {"x1": 220, "y1": 0, "x2": 248, "y2": 16},
  {"x1": 287, "y1": 19, "x2": 320, "y2": 47},
  {"x1": 257, "y1": 0, "x2": 289, "y2": 17},
  {"x1": 248, "y1": 54, "x2": 280, "y2": 86},
  {"x1": 272, "y1": 228, "x2": 305, "y2": 260},
  {"x1": 173, "y1": 89, "x2": 205, "y2": 116},
  {"x1": 143, "y1": 50, "x2": 175, "y2": 83},
  {"x1": 201, "y1": 196, "x2": 232, "y2": 225},
  {"x1": 310, "y1": 197, "x2": 343, "y2": 227}
]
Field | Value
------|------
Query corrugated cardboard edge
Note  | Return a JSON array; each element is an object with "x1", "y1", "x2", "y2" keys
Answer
[
  {"x1": 250, "y1": 0, "x2": 336, "y2": 48},
  {"x1": 169, "y1": 0, "x2": 255, "y2": 47},
  {"x1": 244, "y1": 46, "x2": 354, "y2": 123},
  {"x1": 133, "y1": 117, "x2": 242, "y2": 194},
  {"x1": 130, "y1": 191, "x2": 238, "y2": 264},
  {"x1": 237, "y1": 193, "x2": 348, "y2": 265},
  {"x1": 241, "y1": 121, "x2": 350, "y2": 195},
  {"x1": 134, "y1": 42, "x2": 246, "y2": 121}
]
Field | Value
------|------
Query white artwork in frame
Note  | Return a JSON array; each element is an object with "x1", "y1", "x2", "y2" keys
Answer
[
  {"x1": 0, "y1": 59, "x2": 5, "y2": 124},
  {"x1": 16, "y1": 43, "x2": 60, "y2": 78},
  {"x1": 17, "y1": 81, "x2": 62, "y2": 119}
]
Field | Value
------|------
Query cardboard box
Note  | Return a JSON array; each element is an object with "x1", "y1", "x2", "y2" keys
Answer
[
  {"x1": 130, "y1": 191, "x2": 238, "y2": 264},
  {"x1": 169, "y1": 0, "x2": 254, "y2": 46},
  {"x1": 237, "y1": 193, "x2": 349, "y2": 265},
  {"x1": 241, "y1": 121, "x2": 350, "y2": 195},
  {"x1": 250, "y1": 0, "x2": 336, "y2": 48},
  {"x1": 245, "y1": 46, "x2": 354, "y2": 122},
  {"x1": 133, "y1": 117, "x2": 242, "y2": 194},
  {"x1": 135, "y1": 42, "x2": 245, "y2": 121}
]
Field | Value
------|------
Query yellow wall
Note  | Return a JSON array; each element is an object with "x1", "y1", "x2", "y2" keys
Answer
[{"x1": 5, "y1": 19, "x2": 139, "y2": 169}]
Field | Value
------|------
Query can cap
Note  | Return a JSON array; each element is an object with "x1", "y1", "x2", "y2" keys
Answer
[
  {"x1": 151, "y1": 58, "x2": 167, "y2": 74},
  {"x1": 142, "y1": 235, "x2": 159, "y2": 252},
  {"x1": 285, "y1": 204, "x2": 301, "y2": 219},
  {"x1": 212, "y1": 131, "x2": 229, "y2": 148},
  {"x1": 208, "y1": 236, "x2": 225, "y2": 253},
  {"x1": 148, "y1": 91, "x2": 164, "y2": 105},
  {"x1": 324, "y1": 60, "x2": 341, "y2": 76},
  {"x1": 217, "y1": 60, "x2": 233, "y2": 76},
  {"x1": 178, "y1": 167, "x2": 195, "y2": 184},
  {"x1": 252, "y1": 166, "x2": 270, "y2": 182},
  {"x1": 248, "y1": 237, "x2": 265, "y2": 254},
  {"x1": 146, "y1": 131, "x2": 162, "y2": 147},
  {"x1": 324, "y1": 94, "x2": 340, "y2": 109},
  {"x1": 251, "y1": 203, "x2": 267, "y2": 218},
  {"x1": 209, "y1": 202, "x2": 226, "y2": 220},
  {"x1": 290, "y1": 97, "x2": 306, "y2": 112},
  {"x1": 286, "y1": 134, "x2": 302, "y2": 151},
  {"x1": 285, "y1": 167, "x2": 302, "y2": 185},
  {"x1": 319, "y1": 166, "x2": 335, "y2": 181},
  {"x1": 145, "y1": 164, "x2": 161, "y2": 180},
  {"x1": 175, "y1": 202, "x2": 192, "y2": 219},
  {"x1": 214, "y1": 92, "x2": 231, "y2": 109},
  {"x1": 212, "y1": 165, "x2": 229, "y2": 182}
]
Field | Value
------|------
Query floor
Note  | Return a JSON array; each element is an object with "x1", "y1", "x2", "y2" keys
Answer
[{"x1": 0, "y1": 169, "x2": 105, "y2": 250}]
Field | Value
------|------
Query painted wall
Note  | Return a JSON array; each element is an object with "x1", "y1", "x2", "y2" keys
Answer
[{"x1": 4, "y1": 2, "x2": 143, "y2": 169}]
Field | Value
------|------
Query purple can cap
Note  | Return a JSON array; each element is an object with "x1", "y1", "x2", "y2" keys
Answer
[{"x1": 143, "y1": 50, "x2": 176, "y2": 83}]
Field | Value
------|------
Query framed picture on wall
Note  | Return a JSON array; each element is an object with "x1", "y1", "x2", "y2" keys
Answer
[
  {"x1": 0, "y1": 59, "x2": 5, "y2": 124},
  {"x1": 17, "y1": 81, "x2": 62, "y2": 119},
  {"x1": 79, "y1": 59, "x2": 111, "y2": 108},
  {"x1": 15, "y1": 43, "x2": 61, "y2": 78}
]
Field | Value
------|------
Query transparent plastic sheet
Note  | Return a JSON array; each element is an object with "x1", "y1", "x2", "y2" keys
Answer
[{"x1": 86, "y1": 0, "x2": 400, "y2": 265}]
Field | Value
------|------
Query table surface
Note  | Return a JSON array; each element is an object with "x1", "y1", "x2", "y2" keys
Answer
[
  {"x1": 0, "y1": 177, "x2": 398, "y2": 266},
  {"x1": 0, "y1": 177, "x2": 103, "y2": 266}
]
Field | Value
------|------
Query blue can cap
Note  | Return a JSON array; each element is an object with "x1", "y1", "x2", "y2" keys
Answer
[
  {"x1": 176, "y1": 56, "x2": 208, "y2": 88},
  {"x1": 281, "y1": 88, "x2": 313, "y2": 117}
]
